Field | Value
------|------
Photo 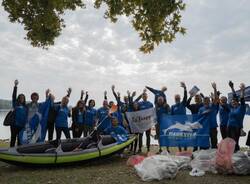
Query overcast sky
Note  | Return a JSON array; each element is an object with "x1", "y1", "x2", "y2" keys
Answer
[{"x1": 0, "y1": 0, "x2": 249, "y2": 106}]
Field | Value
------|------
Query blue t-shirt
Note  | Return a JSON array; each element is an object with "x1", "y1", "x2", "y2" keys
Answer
[
  {"x1": 97, "y1": 107, "x2": 111, "y2": 131},
  {"x1": 138, "y1": 101, "x2": 153, "y2": 110},
  {"x1": 85, "y1": 107, "x2": 97, "y2": 126},
  {"x1": 55, "y1": 106, "x2": 70, "y2": 128},
  {"x1": 171, "y1": 103, "x2": 186, "y2": 115},
  {"x1": 77, "y1": 111, "x2": 84, "y2": 124}
]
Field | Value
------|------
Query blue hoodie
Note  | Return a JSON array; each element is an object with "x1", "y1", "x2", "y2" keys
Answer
[{"x1": 146, "y1": 86, "x2": 166, "y2": 104}]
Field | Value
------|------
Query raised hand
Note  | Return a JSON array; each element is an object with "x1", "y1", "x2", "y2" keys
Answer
[
  {"x1": 143, "y1": 88, "x2": 147, "y2": 93},
  {"x1": 86, "y1": 91, "x2": 88, "y2": 95},
  {"x1": 45, "y1": 89, "x2": 50, "y2": 97},
  {"x1": 67, "y1": 87, "x2": 72, "y2": 96},
  {"x1": 211, "y1": 82, "x2": 217, "y2": 89},
  {"x1": 111, "y1": 85, "x2": 115, "y2": 91},
  {"x1": 81, "y1": 90, "x2": 84, "y2": 96},
  {"x1": 229, "y1": 80, "x2": 234, "y2": 89},
  {"x1": 104, "y1": 90, "x2": 107, "y2": 96},
  {"x1": 14, "y1": 79, "x2": 19, "y2": 86},
  {"x1": 132, "y1": 91, "x2": 136, "y2": 97},
  {"x1": 117, "y1": 92, "x2": 120, "y2": 97},
  {"x1": 180, "y1": 82, "x2": 186, "y2": 89}
]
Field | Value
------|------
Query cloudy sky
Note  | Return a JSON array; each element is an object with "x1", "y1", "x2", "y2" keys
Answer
[{"x1": 0, "y1": 0, "x2": 249, "y2": 106}]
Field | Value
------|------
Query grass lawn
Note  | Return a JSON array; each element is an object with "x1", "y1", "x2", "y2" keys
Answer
[{"x1": 0, "y1": 140, "x2": 250, "y2": 184}]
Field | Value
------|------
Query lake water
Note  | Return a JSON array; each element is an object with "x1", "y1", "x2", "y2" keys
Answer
[{"x1": 0, "y1": 110, "x2": 250, "y2": 147}]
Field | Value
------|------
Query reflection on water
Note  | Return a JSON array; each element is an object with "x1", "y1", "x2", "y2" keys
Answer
[{"x1": 0, "y1": 110, "x2": 250, "y2": 146}]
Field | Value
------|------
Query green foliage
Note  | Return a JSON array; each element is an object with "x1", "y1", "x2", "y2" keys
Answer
[
  {"x1": 95, "y1": 0, "x2": 186, "y2": 53},
  {"x1": 2, "y1": 0, "x2": 85, "y2": 48},
  {"x1": 2, "y1": 0, "x2": 186, "y2": 53}
]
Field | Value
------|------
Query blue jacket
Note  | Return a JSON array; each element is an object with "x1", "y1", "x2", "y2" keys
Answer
[
  {"x1": 97, "y1": 107, "x2": 111, "y2": 131},
  {"x1": 171, "y1": 89, "x2": 187, "y2": 115},
  {"x1": 55, "y1": 105, "x2": 70, "y2": 128},
  {"x1": 138, "y1": 100, "x2": 153, "y2": 110},
  {"x1": 85, "y1": 107, "x2": 97, "y2": 126},
  {"x1": 219, "y1": 104, "x2": 230, "y2": 127},
  {"x1": 228, "y1": 98, "x2": 246, "y2": 128},
  {"x1": 12, "y1": 86, "x2": 28, "y2": 128},
  {"x1": 198, "y1": 104, "x2": 218, "y2": 129}
]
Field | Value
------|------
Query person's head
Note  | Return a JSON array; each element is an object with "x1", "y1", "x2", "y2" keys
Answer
[
  {"x1": 203, "y1": 97, "x2": 210, "y2": 107},
  {"x1": 17, "y1": 94, "x2": 26, "y2": 105},
  {"x1": 109, "y1": 101, "x2": 114, "y2": 108},
  {"x1": 103, "y1": 100, "x2": 109, "y2": 108},
  {"x1": 161, "y1": 86, "x2": 167, "y2": 92},
  {"x1": 76, "y1": 100, "x2": 85, "y2": 109},
  {"x1": 111, "y1": 117, "x2": 119, "y2": 127},
  {"x1": 61, "y1": 96, "x2": 69, "y2": 107},
  {"x1": 88, "y1": 99, "x2": 95, "y2": 108},
  {"x1": 133, "y1": 102, "x2": 139, "y2": 111},
  {"x1": 194, "y1": 94, "x2": 202, "y2": 104},
  {"x1": 31, "y1": 92, "x2": 39, "y2": 103},
  {"x1": 142, "y1": 92, "x2": 148, "y2": 101},
  {"x1": 124, "y1": 96, "x2": 128, "y2": 103},
  {"x1": 220, "y1": 96, "x2": 227, "y2": 106},
  {"x1": 157, "y1": 96, "x2": 164, "y2": 106},
  {"x1": 231, "y1": 97, "x2": 239, "y2": 108},
  {"x1": 174, "y1": 94, "x2": 181, "y2": 104}
]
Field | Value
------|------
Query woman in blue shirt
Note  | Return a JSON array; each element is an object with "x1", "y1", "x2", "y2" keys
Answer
[
  {"x1": 10, "y1": 80, "x2": 28, "y2": 147},
  {"x1": 227, "y1": 82, "x2": 246, "y2": 152},
  {"x1": 72, "y1": 100, "x2": 86, "y2": 138},
  {"x1": 54, "y1": 96, "x2": 71, "y2": 141},
  {"x1": 84, "y1": 99, "x2": 97, "y2": 137}
]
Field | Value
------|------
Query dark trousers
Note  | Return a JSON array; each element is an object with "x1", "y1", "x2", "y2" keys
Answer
[
  {"x1": 72, "y1": 124, "x2": 84, "y2": 138},
  {"x1": 138, "y1": 129, "x2": 151, "y2": 151},
  {"x1": 56, "y1": 127, "x2": 71, "y2": 140},
  {"x1": 220, "y1": 126, "x2": 227, "y2": 139},
  {"x1": 10, "y1": 126, "x2": 22, "y2": 147},
  {"x1": 228, "y1": 126, "x2": 240, "y2": 152},
  {"x1": 210, "y1": 128, "x2": 218, "y2": 149},
  {"x1": 47, "y1": 121, "x2": 55, "y2": 141}
]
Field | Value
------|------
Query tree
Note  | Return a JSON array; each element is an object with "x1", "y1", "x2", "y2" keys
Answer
[{"x1": 2, "y1": 0, "x2": 186, "y2": 53}]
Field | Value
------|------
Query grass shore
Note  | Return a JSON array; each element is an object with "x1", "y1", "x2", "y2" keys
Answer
[{"x1": 0, "y1": 140, "x2": 250, "y2": 184}]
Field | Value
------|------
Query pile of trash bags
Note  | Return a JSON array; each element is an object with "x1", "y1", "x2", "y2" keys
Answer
[
  {"x1": 129, "y1": 151, "x2": 191, "y2": 181},
  {"x1": 128, "y1": 138, "x2": 250, "y2": 181}
]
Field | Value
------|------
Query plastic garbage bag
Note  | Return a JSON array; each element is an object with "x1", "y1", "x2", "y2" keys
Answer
[
  {"x1": 135, "y1": 155, "x2": 178, "y2": 181},
  {"x1": 191, "y1": 149, "x2": 217, "y2": 173},
  {"x1": 232, "y1": 152, "x2": 250, "y2": 175},
  {"x1": 215, "y1": 138, "x2": 235, "y2": 174},
  {"x1": 127, "y1": 155, "x2": 145, "y2": 167},
  {"x1": 189, "y1": 168, "x2": 205, "y2": 177}
]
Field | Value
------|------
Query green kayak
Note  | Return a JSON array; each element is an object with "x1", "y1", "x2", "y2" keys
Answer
[{"x1": 0, "y1": 135, "x2": 136, "y2": 166}]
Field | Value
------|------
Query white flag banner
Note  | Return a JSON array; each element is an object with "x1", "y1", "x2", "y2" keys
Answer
[{"x1": 126, "y1": 107, "x2": 157, "y2": 133}]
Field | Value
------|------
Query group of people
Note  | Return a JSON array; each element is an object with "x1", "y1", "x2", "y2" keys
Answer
[{"x1": 9, "y1": 79, "x2": 247, "y2": 153}]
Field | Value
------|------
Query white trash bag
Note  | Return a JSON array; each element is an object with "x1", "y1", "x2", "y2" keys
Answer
[
  {"x1": 191, "y1": 149, "x2": 217, "y2": 174},
  {"x1": 232, "y1": 152, "x2": 250, "y2": 175},
  {"x1": 135, "y1": 155, "x2": 178, "y2": 181}
]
